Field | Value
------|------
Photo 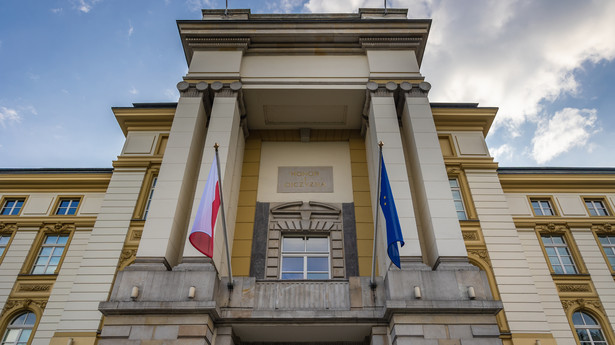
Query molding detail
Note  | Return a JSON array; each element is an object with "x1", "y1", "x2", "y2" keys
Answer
[
  {"x1": 558, "y1": 284, "x2": 591, "y2": 293},
  {"x1": 1, "y1": 298, "x2": 47, "y2": 316},
  {"x1": 118, "y1": 249, "x2": 137, "y2": 270},
  {"x1": 536, "y1": 222, "x2": 569, "y2": 234},
  {"x1": 467, "y1": 249, "x2": 489, "y2": 262},
  {"x1": 359, "y1": 37, "x2": 421, "y2": 50},
  {"x1": 462, "y1": 231, "x2": 479, "y2": 241},
  {"x1": 184, "y1": 37, "x2": 250, "y2": 51},
  {"x1": 42, "y1": 222, "x2": 75, "y2": 234},
  {"x1": 592, "y1": 223, "x2": 614, "y2": 234},
  {"x1": 0, "y1": 222, "x2": 17, "y2": 234},
  {"x1": 561, "y1": 298, "x2": 602, "y2": 312}
]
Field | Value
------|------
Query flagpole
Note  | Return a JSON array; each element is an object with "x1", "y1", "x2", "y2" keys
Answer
[
  {"x1": 370, "y1": 141, "x2": 384, "y2": 289},
  {"x1": 214, "y1": 143, "x2": 234, "y2": 289}
]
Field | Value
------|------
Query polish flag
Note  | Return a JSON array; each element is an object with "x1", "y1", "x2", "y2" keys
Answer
[{"x1": 189, "y1": 159, "x2": 220, "y2": 258}]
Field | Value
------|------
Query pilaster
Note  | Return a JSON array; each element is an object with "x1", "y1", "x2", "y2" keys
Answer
[
  {"x1": 364, "y1": 83, "x2": 422, "y2": 274},
  {"x1": 400, "y1": 81, "x2": 468, "y2": 269},
  {"x1": 135, "y1": 81, "x2": 209, "y2": 269},
  {"x1": 181, "y1": 82, "x2": 245, "y2": 277}
]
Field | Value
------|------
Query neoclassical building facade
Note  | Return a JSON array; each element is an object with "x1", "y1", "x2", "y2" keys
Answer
[{"x1": 1, "y1": 8, "x2": 614, "y2": 345}]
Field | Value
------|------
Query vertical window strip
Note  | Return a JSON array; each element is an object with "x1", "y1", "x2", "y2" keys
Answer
[
  {"x1": 280, "y1": 236, "x2": 330, "y2": 280},
  {"x1": 31, "y1": 234, "x2": 69, "y2": 274},
  {"x1": 143, "y1": 177, "x2": 157, "y2": 219},
  {"x1": 449, "y1": 179, "x2": 467, "y2": 220},
  {"x1": 598, "y1": 235, "x2": 615, "y2": 270},
  {"x1": 0, "y1": 234, "x2": 10, "y2": 257},
  {"x1": 541, "y1": 235, "x2": 578, "y2": 274}
]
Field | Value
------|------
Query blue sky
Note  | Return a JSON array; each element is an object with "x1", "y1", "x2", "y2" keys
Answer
[{"x1": 1, "y1": 0, "x2": 614, "y2": 168}]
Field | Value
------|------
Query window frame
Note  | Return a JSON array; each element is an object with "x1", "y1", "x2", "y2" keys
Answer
[
  {"x1": 280, "y1": 235, "x2": 331, "y2": 280},
  {"x1": 0, "y1": 197, "x2": 27, "y2": 217},
  {"x1": 142, "y1": 176, "x2": 157, "y2": 220},
  {"x1": 52, "y1": 197, "x2": 82, "y2": 216},
  {"x1": 133, "y1": 168, "x2": 159, "y2": 220},
  {"x1": 446, "y1": 170, "x2": 477, "y2": 220},
  {"x1": 571, "y1": 310, "x2": 609, "y2": 345},
  {"x1": 583, "y1": 197, "x2": 612, "y2": 217},
  {"x1": 529, "y1": 196, "x2": 558, "y2": 217},
  {"x1": 536, "y1": 224, "x2": 586, "y2": 276},
  {"x1": 591, "y1": 226, "x2": 615, "y2": 274},
  {"x1": 541, "y1": 234, "x2": 578, "y2": 274},
  {"x1": 0, "y1": 225, "x2": 17, "y2": 264},
  {"x1": 30, "y1": 234, "x2": 70, "y2": 275},
  {"x1": 0, "y1": 311, "x2": 36, "y2": 345},
  {"x1": 21, "y1": 224, "x2": 74, "y2": 276},
  {"x1": 449, "y1": 178, "x2": 468, "y2": 221}
]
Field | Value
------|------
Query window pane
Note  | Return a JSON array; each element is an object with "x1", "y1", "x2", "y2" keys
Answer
[
  {"x1": 454, "y1": 201, "x2": 465, "y2": 211},
  {"x1": 49, "y1": 256, "x2": 61, "y2": 266},
  {"x1": 307, "y1": 273, "x2": 329, "y2": 279},
  {"x1": 45, "y1": 265, "x2": 57, "y2": 274},
  {"x1": 590, "y1": 329, "x2": 605, "y2": 341},
  {"x1": 282, "y1": 238, "x2": 304, "y2": 252},
  {"x1": 545, "y1": 247, "x2": 556, "y2": 256},
  {"x1": 18, "y1": 329, "x2": 32, "y2": 342},
  {"x1": 541, "y1": 236, "x2": 553, "y2": 244},
  {"x1": 306, "y1": 238, "x2": 328, "y2": 252},
  {"x1": 457, "y1": 211, "x2": 467, "y2": 221},
  {"x1": 32, "y1": 266, "x2": 45, "y2": 274},
  {"x1": 35, "y1": 257, "x2": 48, "y2": 266},
  {"x1": 281, "y1": 257, "x2": 303, "y2": 271},
  {"x1": 599, "y1": 236, "x2": 609, "y2": 245},
  {"x1": 552, "y1": 236, "x2": 564, "y2": 244},
  {"x1": 553, "y1": 265, "x2": 564, "y2": 274},
  {"x1": 577, "y1": 330, "x2": 589, "y2": 341},
  {"x1": 24, "y1": 313, "x2": 36, "y2": 325},
  {"x1": 281, "y1": 273, "x2": 303, "y2": 279},
  {"x1": 52, "y1": 247, "x2": 65, "y2": 256},
  {"x1": 307, "y1": 257, "x2": 328, "y2": 271},
  {"x1": 449, "y1": 179, "x2": 459, "y2": 188},
  {"x1": 57, "y1": 235, "x2": 68, "y2": 244},
  {"x1": 581, "y1": 312, "x2": 598, "y2": 325},
  {"x1": 0, "y1": 236, "x2": 10, "y2": 245},
  {"x1": 560, "y1": 256, "x2": 573, "y2": 265},
  {"x1": 4, "y1": 329, "x2": 19, "y2": 342},
  {"x1": 572, "y1": 312, "x2": 584, "y2": 325}
]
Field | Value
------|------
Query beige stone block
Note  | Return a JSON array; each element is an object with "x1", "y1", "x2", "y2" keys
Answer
[
  {"x1": 241, "y1": 176, "x2": 258, "y2": 191},
  {"x1": 352, "y1": 176, "x2": 371, "y2": 192},
  {"x1": 331, "y1": 240, "x2": 343, "y2": 249},
  {"x1": 236, "y1": 206, "x2": 255, "y2": 223},
  {"x1": 233, "y1": 223, "x2": 253, "y2": 240},
  {"x1": 242, "y1": 162, "x2": 259, "y2": 177},
  {"x1": 351, "y1": 162, "x2": 369, "y2": 177},
  {"x1": 178, "y1": 325, "x2": 209, "y2": 337},
  {"x1": 232, "y1": 240, "x2": 252, "y2": 256},
  {"x1": 333, "y1": 268, "x2": 344, "y2": 277},
  {"x1": 332, "y1": 249, "x2": 343, "y2": 259},
  {"x1": 267, "y1": 239, "x2": 279, "y2": 249},
  {"x1": 266, "y1": 267, "x2": 278, "y2": 277},
  {"x1": 332, "y1": 259, "x2": 344, "y2": 268},
  {"x1": 355, "y1": 223, "x2": 373, "y2": 240},
  {"x1": 353, "y1": 191, "x2": 372, "y2": 207},
  {"x1": 238, "y1": 190, "x2": 256, "y2": 207},
  {"x1": 355, "y1": 207, "x2": 374, "y2": 223},
  {"x1": 331, "y1": 231, "x2": 343, "y2": 240}
]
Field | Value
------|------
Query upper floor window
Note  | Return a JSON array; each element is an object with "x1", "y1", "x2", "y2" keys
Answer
[
  {"x1": 1, "y1": 199, "x2": 24, "y2": 216},
  {"x1": 598, "y1": 235, "x2": 615, "y2": 270},
  {"x1": 585, "y1": 199, "x2": 610, "y2": 216},
  {"x1": 31, "y1": 234, "x2": 69, "y2": 274},
  {"x1": 1, "y1": 311, "x2": 36, "y2": 345},
  {"x1": 541, "y1": 235, "x2": 578, "y2": 274},
  {"x1": 572, "y1": 311, "x2": 607, "y2": 345},
  {"x1": 531, "y1": 199, "x2": 555, "y2": 216},
  {"x1": 143, "y1": 177, "x2": 157, "y2": 219},
  {"x1": 449, "y1": 179, "x2": 467, "y2": 220},
  {"x1": 281, "y1": 236, "x2": 329, "y2": 280},
  {"x1": 0, "y1": 235, "x2": 10, "y2": 257},
  {"x1": 55, "y1": 198, "x2": 80, "y2": 216}
]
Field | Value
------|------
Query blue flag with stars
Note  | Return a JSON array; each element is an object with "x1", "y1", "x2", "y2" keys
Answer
[{"x1": 379, "y1": 156, "x2": 405, "y2": 268}]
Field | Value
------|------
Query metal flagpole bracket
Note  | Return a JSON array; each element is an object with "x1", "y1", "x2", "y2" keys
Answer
[
  {"x1": 214, "y1": 142, "x2": 234, "y2": 290},
  {"x1": 370, "y1": 141, "x2": 384, "y2": 289}
]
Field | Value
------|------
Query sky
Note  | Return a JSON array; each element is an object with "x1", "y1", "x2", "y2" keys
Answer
[{"x1": 1, "y1": 0, "x2": 614, "y2": 168}]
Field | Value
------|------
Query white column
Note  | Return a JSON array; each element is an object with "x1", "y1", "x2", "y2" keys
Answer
[
  {"x1": 136, "y1": 82, "x2": 208, "y2": 268},
  {"x1": 400, "y1": 82, "x2": 467, "y2": 268},
  {"x1": 182, "y1": 86, "x2": 244, "y2": 277},
  {"x1": 365, "y1": 87, "x2": 422, "y2": 274}
]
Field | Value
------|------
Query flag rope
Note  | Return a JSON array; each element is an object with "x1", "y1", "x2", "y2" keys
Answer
[
  {"x1": 370, "y1": 141, "x2": 384, "y2": 289},
  {"x1": 214, "y1": 143, "x2": 234, "y2": 289}
]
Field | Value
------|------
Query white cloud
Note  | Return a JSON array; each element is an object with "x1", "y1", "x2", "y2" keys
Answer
[
  {"x1": 50, "y1": 8, "x2": 63, "y2": 14},
  {"x1": 0, "y1": 107, "x2": 22, "y2": 128},
  {"x1": 266, "y1": 0, "x2": 306, "y2": 13},
  {"x1": 129, "y1": 86, "x2": 139, "y2": 95},
  {"x1": 304, "y1": 0, "x2": 615, "y2": 155},
  {"x1": 490, "y1": 144, "x2": 514, "y2": 163},
  {"x1": 531, "y1": 108, "x2": 598, "y2": 164},
  {"x1": 128, "y1": 21, "x2": 134, "y2": 37},
  {"x1": 74, "y1": 0, "x2": 102, "y2": 13}
]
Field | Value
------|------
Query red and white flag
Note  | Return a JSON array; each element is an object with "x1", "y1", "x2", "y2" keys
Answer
[{"x1": 189, "y1": 159, "x2": 220, "y2": 258}]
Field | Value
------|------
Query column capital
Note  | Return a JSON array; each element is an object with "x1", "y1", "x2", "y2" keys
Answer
[
  {"x1": 176, "y1": 81, "x2": 210, "y2": 98},
  {"x1": 401, "y1": 81, "x2": 431, "y2": 97}
]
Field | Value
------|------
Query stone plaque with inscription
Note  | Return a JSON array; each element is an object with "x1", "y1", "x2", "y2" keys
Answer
[{"x1": 277, "y1": 166, "x2": 333, "y2": 193}]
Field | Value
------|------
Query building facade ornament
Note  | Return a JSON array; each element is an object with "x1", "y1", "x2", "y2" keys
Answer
[
  {"x1": 1, "y1": 298, "x2": 47, "y2": 316},
  {"x1": 536, "y1": 222, "x2": 569, "y2": 234},
  {"x1": 592, "y1": 223, "x2": 614, "y2": 234},
  {"x1": 0, "y1": 222, "x2": 17, "y2": 234},
  {"x1": 561, "y1": 298, "x2": 602, "y2": 312},
  {"x1": 42, "y1": 222, "x2": 74, "y2": 234}
]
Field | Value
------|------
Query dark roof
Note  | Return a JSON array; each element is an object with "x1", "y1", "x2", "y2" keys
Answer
[
  {"x1": 430, "y1": 103, "x2": 479, "y2": 108},
  {"x1": 498, "y1": 167, "x2": 615, "y2": 174},
  {"x1": 132, "y1": 103, "x2": 178, "y2": 108},
  {"x1": 0, "y1": 168, "x2": 113, "y2": 174}
]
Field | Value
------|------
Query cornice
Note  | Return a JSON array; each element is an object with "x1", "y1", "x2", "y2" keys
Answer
[
  {"x1": 113, "y1": 107, "x2": 175, "y2": 137},
  {"x1": 0, "y1": 218, "x2": 97, "y2": 228},
  {"x1": 0, "y1": 173, "x2": 111, "y2": 192},
  {"x1": 499, "y1": 173, "x2": 615, "y2": 192},
  {"x1": 432, "y1": 107, "x2": 497, "y2": 137}
]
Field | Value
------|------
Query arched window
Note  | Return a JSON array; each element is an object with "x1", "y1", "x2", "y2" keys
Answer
[
  {"x1": 573, "y1": 311, "x2": 608, "y2": 345},
  {"x1": 1, "y1": 311, "x2": 36, "y2": 345}
]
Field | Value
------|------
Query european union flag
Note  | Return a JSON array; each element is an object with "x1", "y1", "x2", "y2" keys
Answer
[{"x1": 379, "y1": 157, "x2": 405, "y2": 269}]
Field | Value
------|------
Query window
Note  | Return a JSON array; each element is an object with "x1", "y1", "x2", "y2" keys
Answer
[
  {"x1": 531, "y1": 199, "x2": 555, "y2": 216},
  {"x1": 449, "y1": 179, "x2": 467, "y2": 220},
  {"x1": 280, "y1": 236, "x2": 329, "y2": 279},
  {"x1": 55, "y1": 198, "x2": 80, "y2": 216},
  {"x1": 598, "y1": 235, "x2": 615, "y2": 270},
  {"x1": 1, "y1": 199, "x2": 24, "y2": 216},
  {"x1": 143, "y1": 177, "x2": 157, "y2": 219},
  {"x1": 31, "y1": 235, "x2": 69, "y2": 274},
  {"x1": 1, "y1": 311, "x2": 36, "y2": 345},
  {"x1": 572, "y1": 311, "x2": 607, "y2": 345},
  {"x1": 0, "y1": 235, "x2": 10, "y2": 257},
  {"x1": 585, "y1": 199, "x2": 609, "y2": 216},
  {"x1": 542, "y1": 235, "x2": 578, "y2": 274}
]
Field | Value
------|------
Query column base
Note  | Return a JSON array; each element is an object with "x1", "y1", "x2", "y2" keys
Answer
[{"x1": 124, "y1": 256, "x2": 171, "y2": 271}]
